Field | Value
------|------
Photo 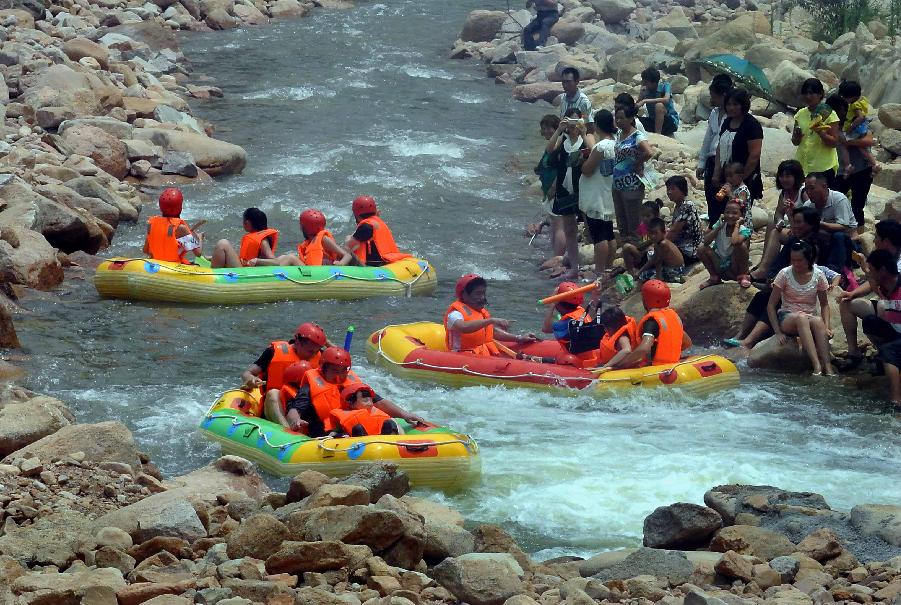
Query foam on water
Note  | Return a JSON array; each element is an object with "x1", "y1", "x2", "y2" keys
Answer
[
  {"x1": 387, "y1": 135, "x2": 465, "y2": 159},
  {"x1": 403, "y1": 65, "x2": 456, "y2": 80},
  {"x1": 451, "y1": 92, "x2": 486, "y2": 104},
  {"x1": 241, "y1": 86, "x2": 336, "y2": 101}
]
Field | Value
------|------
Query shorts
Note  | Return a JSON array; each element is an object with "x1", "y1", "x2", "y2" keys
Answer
[
  {"x1": 714, "y1": 251, "x2": 732, "y2": 274},
  {"x1": 551, "y1": 194, "x2": 579, "y2": 216},
  {"x1": 863, "y1": 310, "x2": 901, "y2": 343},
  {"x1": 639, "y1": 264, "x2": 686, "y2": 283},
  {"x1": 639, "y1": 112, "x2": 678, "y2": 136},
  {"x1": 585, "y1": 216, "x2": 615, "y2": 243},
  {"x1": 877, "y1": 338, "x2": 901, "y2": 369}
]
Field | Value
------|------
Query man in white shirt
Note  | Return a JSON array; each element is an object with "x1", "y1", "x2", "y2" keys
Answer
[
  {"x1": 557, "y1": 67, "x2": 592, "y2": 121},
  {"x1": 801, "y1": 172, "x2": 856, "y2": 274},
  {"x1": 695, "y1": 74, "x2": 733, "y2": 225}
]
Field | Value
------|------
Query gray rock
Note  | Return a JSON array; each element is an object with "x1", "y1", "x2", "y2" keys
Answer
[
  {"x1": 769, "y1": 556, "x2": 800, "y2": 583},
  {"x1": 459, "y1": 10, "x2": 507, "y2": 42},
  {"x1": 136, "y1": 497, "x2": 207, "y2": 543},
  {"x1": 881, "y1": 129, "x2": 901, "y2": 156},
  {"x1": 431, "y1": 553, "x2": 524, "y2": 605},
  {"x1": 588, "y1": 0, "x2": 636, "y2": 24},
  {"x1": 643, "y1": 503, "x2": 723, "y2": 549},
  {"x1": 339, "y1": 463, "x2": 410, "y2": 502},
  {"x1": 153, "y1": 104, "x2": 203, "y2": 133},
  {"x1": 58, "y1": 118, "x2": 134, "y2": 141},
  {"x1": 0, "y1": 396, "x2": 74, "y2": 458},
  {"x1": 850, "y1": 504, "x2": 901, "y2": 547},
  {"x1": 703, "y1": 484, "x2": 830, "y2": 524},
  {"x1": 684, "y1": 589, "x2": 729, "y2": 605},
  {"x1": 0, "y1": 510, "x2": 95, "y2": 567},
  {"x1": 160, "y1": 151, "x2": 198, "y2": 177},
  {"x1": 590, "y1": 547, "x2": 694, "y2": 585}
]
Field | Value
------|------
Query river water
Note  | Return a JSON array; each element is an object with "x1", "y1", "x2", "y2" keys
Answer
[{"x1": 15, "y1": 0, "x2": 900, "y2": 558}]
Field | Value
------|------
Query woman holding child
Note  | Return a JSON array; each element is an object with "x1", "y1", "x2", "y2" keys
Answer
[{"x1": 713, "y1": 88, "x2": 763, "y2": 206}]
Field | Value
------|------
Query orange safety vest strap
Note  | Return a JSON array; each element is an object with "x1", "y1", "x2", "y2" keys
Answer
[
  {"x1": 239, "y1": 228, "x2": 279, "y2": 265},
  {"x1": 637, "y1": 308, "x2": 683, "y2": 365},
  {"x1": 443, "y1": 301, "x2": 497, "y2": 355},
  {"x1": 278, "y1": 384, "x2": 298, "y2": 411},
  {"x1": 146, "y1": 216, "x2": 190, "y2": 263},
  {"x1": 303, "y1": 369, "x2": 361, "y2": 431}
]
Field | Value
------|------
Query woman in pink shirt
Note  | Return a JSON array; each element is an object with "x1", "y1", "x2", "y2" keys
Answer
[{"x1": 767, "y1": 240, "x2": 835, "y2": 376}]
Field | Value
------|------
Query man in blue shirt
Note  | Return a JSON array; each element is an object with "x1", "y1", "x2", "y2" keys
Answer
[{"x1": 637, "y1": 67, "x2": 679, "y2": 136}]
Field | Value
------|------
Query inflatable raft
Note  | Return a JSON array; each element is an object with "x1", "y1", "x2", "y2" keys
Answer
[
  {"x1": 95, "y1": 257, "x2": 436, "y2": 304},
  {"x1": 198, "y1": 388, "x2": 480, "y2": 492},
  {"x1": 367, "y1": 322, "x2": 739, "y2": 396}
]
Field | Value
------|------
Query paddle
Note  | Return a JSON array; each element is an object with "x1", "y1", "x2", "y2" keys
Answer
[
  {"x1": 343, "y1": 326, "x2": 355, "y2": 352},
  {"x1": 538, "y1": 280, "x2": 599, "y2": 305},
  {"x1": 589, "y1": 366, "x2": 613, "y2": 375}
]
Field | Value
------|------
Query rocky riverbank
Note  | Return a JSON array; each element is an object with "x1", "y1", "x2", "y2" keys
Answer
[{"x1": 0, "y1": 384, "x2": 899, "y2": 605}]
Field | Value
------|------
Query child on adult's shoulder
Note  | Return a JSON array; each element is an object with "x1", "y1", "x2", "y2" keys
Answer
[
  {"x1": 622, "y1": 199, "x2": 662, "y2": 277},
  {"x1": 837, "y1": 80, "x2": 880, "y2": 174},
  {"x1": 638, "y1": 217, "x2": 685, "y2": 283},
  {"x1": 698, "y1": 200, "x2": 752, "y2": 289}
]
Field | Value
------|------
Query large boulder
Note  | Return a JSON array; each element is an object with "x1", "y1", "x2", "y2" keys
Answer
[
  {"x1": 64, "y1": 177, "x2": 139, "y2": 223},
  {"x1": 512, "y1": 82, "x2": 565, "y2": 104},
  {"x1": 226, "y1": 514, "x2": 289, "y2": 560},
  {"x1": 759, "y1": 126, "x2": 796, "y2": 175},
  {"x1": 654, "y1": 7, "x2": 697, "y2": 39},
  {"x1": 769, "y1": 60, "x2": 816, "y2": 107},
  {"x1": 11, "y1": 568, "x2": 126, "y2": 603},
  {"x1": 709, "y1": 525, "x2": 797, "y2": 560},
  {"x1": 431, "y1": 553, "x2": 524, "y2": 605},
  {"x1": 850, "y1": 504, "x2": 901, "y2": 547},
  {"x1": 31, "y1": 185, "x2": 111, "y2": 254},
  {"x1": 2, "y1": 421, "x2": 141, "y2": 467},
  {"x1": 338, "y1": 463, "x2": 409, "y2": 502},
  {"x1": 0, "y1": 510, "x2": 96, "y2": 567},
  {"x1": 588, "y1": 0, "x2": 635, "y2": 24},
  {"x1": 93, "y1": 492, "x2": 207, "y2": 543},
  {"x1": 59, "y1": 117, "x2": 134, "y2": 141},
  {"x1": 0, "y1": 226, "x2": 64, "y2": 290},
  {"x1": 0, "y1": 0, "x2": 47, "y2": 20},
  {"x1": 0, "y1": 394, "x2": 74, "y2": 458},
  {"x1": 133, "y1": 128, "x2": 246, "y2": 176},
  {"x1": 62, "y1": 38, "x2": 110, "y2": 69},
  {"x1": 704, "y1": 484, "x2": 830, "y2": 525},
  {"x1": 878, "y1": 104, "x2": 901, "y2": 130},
  {"x1": 162, "y1": 456, "x2": 271, "y2": 503},
  {"x1": 265, "y1": 541, "x2": 371, "y2": 574},
  {"x1": 744, "y1": 42, "x2": 808, "y2": 72},
  {"x1": 61, "y1": 124, "x2": 129, "y2": 179},
  {"x1": 460, "y1": 10, "x2": 507, "y2": 42},
  {"x1": 18, "y1": 64, "x2": 109, "y2": 118},
  {"x1": 606, "y1": 43, "x2": 677, "y2": 82},
  {"x1": 550, "y1": 20, "x2": 586, "y2": 45},
  {"x1": 285, "y1": 505, "x2": 407, "y2": 553},
  {"x1": 588, "y1": 547, "x2": 695, "y2": 584},
  {"x1": 643, "y1": 503, "x2": 723, "y2": 549}
]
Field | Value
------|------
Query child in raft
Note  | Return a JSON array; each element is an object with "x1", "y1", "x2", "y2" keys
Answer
[
  {"x1": 593, "y1": 306, "x2": 638, "y2": 370},
  {"x1": 541, "y1": 282, "x2": 596, "y2": 367},
  {"x1": 207, "y1": 207, "x2": 279, "y2": 268},
  {"x1": 716, "y1": 162, "x2": 752, "y2": 223},
  {"x1": 637, "y1": 218, "x2": 686, "y2": 283},
  {"x1": 621, "y1": 199, "x2": 662, "y2": 277},
  {"x1": 330, "y1": 383, "x2": 400, "y2": 437},
  {"x1": 143, "y1": 187, "x2": 204, "y2": 264},
  {"x1": 698, "y1": 200, "x2": 752, "y2": 289},
  {"x1": 250, "y1": 209, "x2": 353, "y2": 267}
]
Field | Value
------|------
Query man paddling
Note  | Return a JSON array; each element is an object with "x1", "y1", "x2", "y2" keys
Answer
[{"x1": 241, "y1": 323, "x2": 327, "y2": 394}]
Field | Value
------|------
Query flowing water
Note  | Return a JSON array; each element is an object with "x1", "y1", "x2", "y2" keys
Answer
[{"x1": 14, "y1": 0, "x2": 900, "y2": 558}]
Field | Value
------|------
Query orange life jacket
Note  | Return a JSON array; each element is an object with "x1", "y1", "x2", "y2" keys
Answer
[
  {"x1": 331, "y1": 406, "x2": 392, "y2": 436},
  {"x1": 278, "y1": 384, "x2": 298, "y2": 411},
  {"x1": 265, "y1": 340, "x2": 321, "y2": 391},
  {"x1": 301, "y1": 368, "x2": 361, "y2": 431},
  {"x1": 443, "y1": 301, "x2": 500, "y2": 357},
  {"x1": 637, "y1": 308, "x2": 684, "y2": 365},
  {"x1": 298, "y1": 229, "x2": 338, "y2": 266},
  {"x1": 146, "y1": 216, "x2": 190, "y2": 263},
  {"x1": 353, "y1": 216, "x2": 410, "y2": 265},
  {"x1": 597, "y1": 317, "x2": 638, "y2": 365},
  {"x1": 239, "y1": 228, "x2": 279, "y2": 266}
]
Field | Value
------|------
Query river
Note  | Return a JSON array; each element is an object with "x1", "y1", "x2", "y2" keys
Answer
[{"x1": 15, "y1": 0, "x2": 900, "y2": 559}]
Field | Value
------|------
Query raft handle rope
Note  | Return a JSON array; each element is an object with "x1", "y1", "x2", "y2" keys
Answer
[
  {"x1": 202, "y1": 411, "x2": 478, "y2": 455},
  {"x1": 374, "y1": 328, "x2": 718, "y2": 385},
  {"x1": 109, "y1": 258, "x2": 430, "y2": 297}
]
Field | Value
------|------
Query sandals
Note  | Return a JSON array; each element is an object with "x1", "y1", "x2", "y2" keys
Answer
[{"x1": 738, "y1": 274, "x2": 752, "y2": 288}]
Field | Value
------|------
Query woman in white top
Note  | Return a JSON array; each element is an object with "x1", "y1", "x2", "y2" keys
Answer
[
  {"x1": 767, "y1": 240, "x2": 835, "y2": 376},
  {"x1": 758, "y1": 159, "x2": 807, "y2": 272},
  {"x1": 580, "y1": 109, "x2": 617, "y2": 278}
]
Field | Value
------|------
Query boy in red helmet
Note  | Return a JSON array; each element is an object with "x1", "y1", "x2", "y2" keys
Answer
[
  {"x1": 284, "y1": 347, "x2": 423, "y2": 435},
  {"x1": 345, "y1": 195, "x2": 411, "y2": 267},
  {"x1": 143, "y1": 188, "x2": 203, "y2": 263},
  {"x1": 541, "y1": 281, "x2": 596, "y2": 366},
  {"x1": 241, "y1": 323, "x2": 328, "y2": 398},
  {"x1": 444, "y1": 274, "x2": 537, "y2": 356},
  {"x1": 330, "y1": 383, "x2": 399, "y2": 437},
  {"x1": 205, "y1": 207, "x2": 280, "y2": 268},
  {"x1": 618, "y1": 280, "x2": 692, "y2": 366},
  {"x1": 252, "y1": 209, "x2": 352, "y2": 267}
]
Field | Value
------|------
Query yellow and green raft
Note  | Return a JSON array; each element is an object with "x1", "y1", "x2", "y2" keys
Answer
[
  {"x1": 198, "y1": 389, "x2": 481, "y2": 492},
  {"x1": 95, "y1": 257, "x2": 437, "y2": 304}
]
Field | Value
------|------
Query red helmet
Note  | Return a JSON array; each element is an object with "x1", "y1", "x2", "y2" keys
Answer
[
  {"x1": 321, "y1": 346, "x2": 351, "y2": 369},
  {"x1": 554, "y1": 282, "x2": 584, "y2": 306},
  {"x1": 341, "y1": 383, "x2": 374, "y2": 403},
  {"x1": 352, "y1": 195, "x2": 377, "y2": 217},
  {"x1": 299, "y1": 209, "x2": 326, "y2": 236},
  {"x1": 641, "y1": 279, "x2": 671, "y2": 309},
  {"x1": 283, "y1": 361, "x2": 312, "y2": 385},
  {"x1": 158, "y1": 188, "x2": 183, "y2": 217},
  {"x1": 295, "y1": 322, "x2": 327, "y2": 347},
  {"x1": 455, "y1": 273, "x2": 484, "y2": 299}
]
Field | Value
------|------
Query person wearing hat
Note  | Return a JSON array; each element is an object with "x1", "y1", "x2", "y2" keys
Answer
[
  {"x1": 285, "y1": 347, "x2": 423, "y2": 435},
  {"x1": 241, "y1": 322, "x2": 327, "y2": 394},
  {"x1": 618, "y1": 280, "x2": 691, "y2": 367},
  {"x1": 261, "y1": 360, "x2": 311, "y2": 428},
  {"x1": 143, "y1": 188, "x2": 203, "y2": 263},
  {"x1": 344, "y1": 195, "x2": 410, "y2": 267},
  {"x1": 330, "y1": 383, "x2": 399, "y2": 437},
  {"x1": 444, "y1": 274, "x2": 538, "y2": 356},
  {"x1": 542, "y1": 281, "x2": 596, "y2": 366}
]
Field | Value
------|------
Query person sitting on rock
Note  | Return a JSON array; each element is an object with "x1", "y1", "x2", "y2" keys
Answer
[
  {"x1": 284, "y1": 347, "x2": 423, "y2": 435},
  {"x1": 542, "y1": 281, "x2": 596, "y2": 367},
  {"x1": 698, "y1": 200, "x2": 752, "y2": 290},
  {"x1": 344, "y1": 196, "x2": 411, "y2": 267},
  {"x1": 798, "y1": 172, "x2": 857, "y2": 276},
  {"x1": 252, "y1": 209, "x2": 352, "y2": 267},
  {"x1": 240, "y1": 322, "x2": 327, "y2": 396},
  {"x1": 594, "y1": 306, "x2": 638, "y2": 370},
  {"x1": 330, "y1": 383, "x2": 401, "y2": 437},
  {"x1": 838, "y1": 220, "x2": 901, "y2": 367},
  {"x1": 445, "y1": 274, "x2": 537, "y2": 356},
  {"x1": 143, "y1": 188, "x2": 203, "y2": 264},
  {"x1": 637, "y1": 67, "x2": 679, "y2": 137},
  {"x1": 637, "y1": 218, "x2": 686, "y2": 284},
  {"x1": 617, "y1": 280, "x2": 692, "y2": 367},
  {"x1": 206, "y1": 207, "x2": 279, "y2": 268},
  {"x1": 521, "y1": 0, "x2": 559, "y2": 51},
  {"x1": 750, "y1": 206, "x2": 831, "y2": 283}
]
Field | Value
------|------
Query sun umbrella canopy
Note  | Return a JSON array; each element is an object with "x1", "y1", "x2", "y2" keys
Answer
[{"x1": 696, "y1": 54, "x2": 774, "y2": 101}]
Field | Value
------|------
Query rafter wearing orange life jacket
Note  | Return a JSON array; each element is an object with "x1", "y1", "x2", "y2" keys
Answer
[
  {"x1": 300, "y1": 368, "x2": 362, "y2": 432},
  {"x1": 146, "y1": 216, "x2": 191, "y2": 263},
  {"x1": 636, "y1": 308, "x2": 684, "y2": 365},
  {"x1": 265, "y1": 341, "x2": 322, "y2": 391},
  {"x1": 238, "y1": 229, "x2": 279, "y2": 266},
  {"x1": 596, "y1": 317, "x2": 639, "y2": 365},
  {"x1": 331, "y1": 398, "x2": 392, "y2": 436},
  {"x1": 443, "y1": 301, "x2": 500, "y2": 357},
  {"x1": 353, "y1": 215, "x2": 410, "y2": 265},
  {"x1": 298, "y1": 229, "x2": 339, "y2": 266}
]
